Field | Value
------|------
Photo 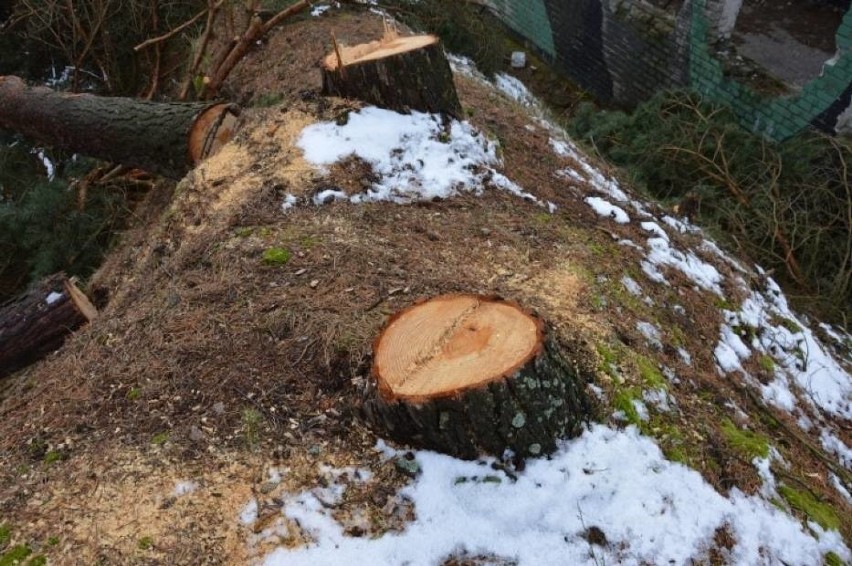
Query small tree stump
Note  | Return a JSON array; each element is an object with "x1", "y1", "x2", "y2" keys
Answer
[
  {"x1": 321, "y1": 30, "x2": 462, "y2": 118},
  {"x1": 363, "y1": 294, "x2": 592, "y2": 459},
  {"x1": 0, "y1": 273, "x2": 97, "y2": 377}
]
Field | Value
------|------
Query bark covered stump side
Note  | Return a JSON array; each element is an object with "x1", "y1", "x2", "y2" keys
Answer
[
  {"x1": 362, "y1": 294, "x2": 594, "y2": 459},
  {"x1": 321, "y1": 35, "x2": 462, "y2": 118}
]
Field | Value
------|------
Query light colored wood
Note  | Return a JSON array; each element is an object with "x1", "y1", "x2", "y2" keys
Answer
[
  {"x1": 63, "y1": 279, "x2": 98, "y2": 322},
  {"x1": 322, "y1": 34, "x2": 438, "y2": 71},
  {"x1": 374, "y1": 295, "x2": 543, "y2": 402},
  {"x1": 188, "y1": 103, "x2": 238, "y2": 164}
]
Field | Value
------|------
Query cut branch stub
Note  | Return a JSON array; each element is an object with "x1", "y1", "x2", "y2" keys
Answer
[
  {"x1": 363, "y1": 294, "x2": 592, "y2": 459},
  {"x1": 321, "y1": 32, "x2": 462, "y2": 118}
]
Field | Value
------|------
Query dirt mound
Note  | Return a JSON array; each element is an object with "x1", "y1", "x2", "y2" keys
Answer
[{"x1": 1, "y1": 7, "x2": 849, "y2": 564}]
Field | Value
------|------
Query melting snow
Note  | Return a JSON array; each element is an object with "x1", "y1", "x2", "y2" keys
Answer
[
  {"x1": 494, "y1": 73, "x2": 537, "y2": 107},
  {"x1": 45, "y1": 291, "x2": 63, "y2": 305},
  {"x1": 621, "y1": 275, "x2": 642, "y2": 296},
  {"x1": 263, "y1": 426, "x2": 848, "y2": 566},
  {"x1": 297, "y1": 107, "x2": 542, "y2": 206},
  {"x1": 240, "y1": 498, "x2": 259, "y2": 526},
  {"x1": 721, "y1": 282, "x2": 852, "y2": 420},
  {"x1": 280, "y1": 193, "x2": 297, "y2": 212},
  {"x1": 584, "y1": 196, "x2": 630, "y2": 223},
  {"x1": 642, "y1": 236, "x2": 724, "y2": 295},
  {"x1": 636, "y1": 321, "x2": 662, "y2": 350},
  {"x1": 173, "y1": 481, "x2": 198, "y2": 497}
]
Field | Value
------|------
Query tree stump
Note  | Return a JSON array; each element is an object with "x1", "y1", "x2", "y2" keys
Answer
[
  {"x1": 0, "y1": 273, "x2": 97, "y2": 378},
  {"x1": 321, "y1": 29, "x2": 462, "y2": 118},
  {"x1": 0, "y1": 76, "x2": 239, "y2": 179},
  {"x1": 363, "y1": 294, "x2": 592, "y2": 459}
]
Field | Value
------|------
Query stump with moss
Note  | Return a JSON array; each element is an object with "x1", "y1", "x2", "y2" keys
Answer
[
  {"x1": 363, "y1": 294, "x2": 592, "y2": 459},
  {"x1": 321, "y1": 28, "x2": 462, "y2": 118}
]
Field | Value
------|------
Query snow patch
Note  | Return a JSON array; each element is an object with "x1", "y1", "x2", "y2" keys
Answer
[
  {"x1": 45, "y1": 291, "x2": 63, "y2": 305},
  {"x1": 621, "y1": 275, "x2": 642, "y2": 296},
  {"x1": 263, "y1": 426, "x2": 848, "y2": 566},
  {"x1": 240, "y1": 498, "x2": 259, "y2": 525},
  {"x1": 280, "y1": 193, "x2": 297, "y2": 212},
  {"x1": 173, "y1": 481, "x2": 198, "y2": 497},
  {"x1": 298, "y1": 107, "x2": 541, "y2": 206},
  {"x1": 584, "y1": 196, "x2": 630, "y2": 224},
  {"x1": 643, "y1": 236, "x2": 724, "y2": 295},
  {"x1": 636, "y1": 321, "x2": 662, "y2": 350}
]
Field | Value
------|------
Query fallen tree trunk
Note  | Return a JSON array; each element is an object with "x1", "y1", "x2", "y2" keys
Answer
[
  {"x1": 321, "y1": 30, "x2": 462, "y2": 118},
  {"x1": 0, "y1": 76, "x2": 239, "y2": 179},
  {"x1": 0, "y1": 273, "x2": 97, "y2": 378},
  {"x1": 363, "y1": 294, "x2": 592, "y2": 459}
]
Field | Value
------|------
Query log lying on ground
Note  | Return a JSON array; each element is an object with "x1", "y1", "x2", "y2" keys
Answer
[
  {"x1": 0, "y1": 273, "x2": 97, "y2": 378},
  {"x1": 363, "y1": 294, "x2": 592, "y2": 459},
  {"x1": 321, "y1": 30, "x2": 462, "y2": 118},
  {"x1": 0, "y1": 76, "x2": 239, "y2": 179}
]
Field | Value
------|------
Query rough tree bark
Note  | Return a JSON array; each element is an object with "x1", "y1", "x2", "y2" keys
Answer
[
  {"x1": 0, "y1": 76, "x2": 239, "y2": 179},
  {"x1": 321, "y1": 30, "x2": 462, "y2": 118},
  {"x1": 362, "y1": 294, "x2": 593, "y2": 459},
  {"x1": 0, "y1": 273, "x2": 97, "y2": 378}
]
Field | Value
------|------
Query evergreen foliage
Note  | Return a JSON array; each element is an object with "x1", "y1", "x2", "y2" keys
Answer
[
  {"x1": 0, "y1": 143, "x2": 130, "y2": 300},
  {"x1": 569, "y1": 90, "x2": 852, "y2": 323}
]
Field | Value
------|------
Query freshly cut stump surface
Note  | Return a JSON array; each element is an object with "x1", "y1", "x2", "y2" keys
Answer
[
  {"x1": 321, "y1": 32, "x2": 462, "y2": 117},
  {"x1": 364, "y1": 295, "x2": 592, "y2": 459}
]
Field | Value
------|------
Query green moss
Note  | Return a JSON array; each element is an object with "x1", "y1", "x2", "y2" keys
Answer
[
  {"x1": 27, "y1": 556, "x2": 46, "y2": 566},
  {"x1": 42, "y1": 451, "x2": 63, "y2": 465},
  {"x1": 596, "y1": 342, "x2": 620, "y2": 378},
  {"x1": 262, "y1": 247, "x2": 291, "y2": 265},
  {"x1": 613, "y1": 389, "x2": 642, "y2": 426},
  {"x1": 300, "y1": 235, "x2": 318, "y2": 249},
  {"x1": 45, "y1": 537, "x2": 59, "y2": 547},
  {"x1": 772, "y1": 316, "x2": 803, "y2": 334},
  {"x1": 650, "y1": 420, "x2": 693, "y2": 465},
  {"x1": 758, "y1": 355, "x2": 775, "y2": 373},
  {"x1": 242, "y1": 408, "x2": 264, "y2": 451},
  {"x1": 151, "y1": 432, "x2": 170, "y2": 446},
  {"x1": 234, "y1": 227, "x2": 254, "y2": 238},
  {"x1": 0, "y1": 525, "x2": 9, "y2": 549},
  {"x1": 636, "y1": 355, "x2": 666, "y2": 389},
  {"x1": 778, "y1": 485, "x2": 840, "y2": 531},
  {"x1": 824, "y1": 551, "x2": 844, "y2": 566},
  {"x1": 137, "y1": 536, "x2": 154, "y2": 550},
  {"x1": 532, "y1": 213, "x2": 553, "y2": 225},
  {"x1": 720, "y1": 419, "x2": 769, "y2": 459},
  {"x1": 668, "y1": 324, "x2": 686, "y2": 348},
  {"x1": 0, "y1": 545, "x2": 31, "y2": 566},
  {"x1": 126, "y1": 387, "x2": 141, "y2": 401},
  {"x1": 253, "y1": 92, "x2": 283, "y2": 107}
]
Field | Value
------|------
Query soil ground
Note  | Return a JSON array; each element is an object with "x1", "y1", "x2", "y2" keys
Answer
[{"x1": 0, "y1": 6, "x2": 849, "y2": 564}]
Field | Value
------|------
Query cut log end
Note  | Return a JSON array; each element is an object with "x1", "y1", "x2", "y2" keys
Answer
[
  {"x1": 188, "y1": 103, "x2": 239, "y2": 165},
  {"x1": 364, "y1": 295, "x2": 593, "y2": 459},
  {"x1": 375, "y1": 295, "x2": 544, "y2": 403}
]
